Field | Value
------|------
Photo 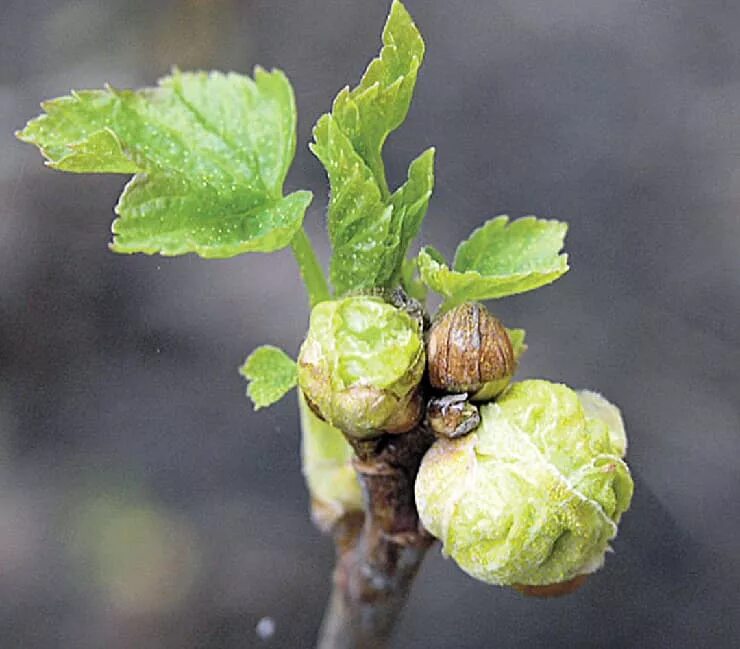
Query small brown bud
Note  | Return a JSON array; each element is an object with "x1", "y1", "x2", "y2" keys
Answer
[
  {"x1": 426, "y1": 393, "x2": 480, "y2": 438},
  {"x1": 427, "y1": 302, "x2": 515, "y2": 400}
]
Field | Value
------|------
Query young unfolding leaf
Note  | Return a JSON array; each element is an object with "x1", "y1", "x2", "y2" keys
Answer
[
  {"x1": 389, "y1": 147, "x2": 435, "y2": 281},
  {"x1": 311, "y1": 0, "x2": 434, "y2": 295},
  {"x1": 418, "y1": 216, "x2": 569, "y2": 307},
  {"x1": 311, "y1": 116, "x2": 396, "y2": 293},
  {"x1": 17, "y1": 68, "x2": 312, "y2": 258},
  {"x1": 240, "y1": 345, "x2": 298, "y2": 410},
  {"x1": 401, "y1": 256, "x2": 428, "y2": 303},
  {"x1": 324, "y1": 0, "x2": 424, "y2": 198}
]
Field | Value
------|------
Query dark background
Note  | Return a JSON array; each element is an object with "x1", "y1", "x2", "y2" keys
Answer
[{"x1": 2, "y1": 0, "x2": 739, "y2": 647}]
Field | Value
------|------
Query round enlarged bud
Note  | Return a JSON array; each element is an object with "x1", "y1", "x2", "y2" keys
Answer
[
  {"x1": 427, "y1": 302, "x2": 515, "y2": 401},
  {"x1": 297, "y1": 296, "x2": 425, "y2": 439},
  {"x1": 415, "y1": 380, "x2": 633, "y2": 587}
]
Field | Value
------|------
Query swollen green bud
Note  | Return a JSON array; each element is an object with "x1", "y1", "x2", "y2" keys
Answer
[
  {"x1": 299, "y1": 394, "x2": 363, "y2": 532},
  {"x1": 415, "y1": 379, "x2": 633, "y2": 587},
  {"x1": 297, "y1": 296, "x2": 425, "y2": 439}
]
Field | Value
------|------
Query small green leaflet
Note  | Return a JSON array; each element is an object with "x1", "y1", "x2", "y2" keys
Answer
[
  {"x1": 507, "y1": 328, "x2": 527, "y2": 362},
  {"x1": 418, "y1": 216, "x2": 569, "y2": 307},
  {"x1": 240, "y1": 345, "x2": 298, "y2": 410},
  {"x1": 17, "y1": 68, "x2": 311, "y2": 258},
  {"x1": 311, "y1": 0, "x2": 435, "y2": 295}
]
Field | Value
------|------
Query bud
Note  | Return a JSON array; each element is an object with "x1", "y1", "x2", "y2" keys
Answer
[
  {"x1": 297, "y1": 296, "x2": 425, "y2": 439},
  {"x1": 415, "y1": 379, "x2": 633, "y2": 587},
  {"x1": 426, "y1": 393, "x2": 480, "y2": 439},
  {"x1": 426, "y1": 302, "x2": 515, "y2": 401},
  {"x1": 299, "y1": 394, "x2": 363, "y2": 532}
]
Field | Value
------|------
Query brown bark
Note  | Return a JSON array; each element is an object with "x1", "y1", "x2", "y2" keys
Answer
[{"x1": 316, "y1": 427, "x2": 436, "y2": 649}]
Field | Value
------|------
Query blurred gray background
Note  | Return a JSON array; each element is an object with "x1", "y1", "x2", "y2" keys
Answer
[{"x1": 1, "y1": 0, "x2": 739, "y2": 647}]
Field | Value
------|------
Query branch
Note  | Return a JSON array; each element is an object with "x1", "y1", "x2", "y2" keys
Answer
[{"x1": 317, "y1": 426, "x2": 436, "y2": 649}]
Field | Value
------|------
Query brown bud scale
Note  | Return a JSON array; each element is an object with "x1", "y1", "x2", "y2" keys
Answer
[
  {"x1": 513, "y1": 574, "x2": 588, "y2": 598},
  {"x1": 427, "y1": 302, "x2": 515, "y2": 397}
]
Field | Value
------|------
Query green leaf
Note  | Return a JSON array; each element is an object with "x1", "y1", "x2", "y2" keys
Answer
[
  {"x1": 310, "y1": 0, "x2": 433, "y2": 295},
  {"x1": 401, "y1": 256, "x2": 428, "y2": 303},
  {"x1": 418, "y1": 216, "x2": 569, "y2": 306},
  {"x1": 17, "y1": 68, "x2": 311, "y2": 258},
  {"x1": 389, "y1": 147, "x2": 435, "y2": 282},
  {"x1": 239, "y1": 345, "x2": 297, "y2": 410},
  {"x1": 327, "y1": 0, "x2": 425, "y2": 197},
  {"x1": 507, "y1": 328, "x2": 527, "y2": 362},
  {"x1": 311, "y1": 115, "x2": 395, "y2": 294}
]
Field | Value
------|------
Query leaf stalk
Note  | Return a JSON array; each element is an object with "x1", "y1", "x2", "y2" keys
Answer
[{"x1": 291, "y1": 226, "x2": 331, "y2": 307}]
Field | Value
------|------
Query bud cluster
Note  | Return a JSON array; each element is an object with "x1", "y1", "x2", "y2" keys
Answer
[{"x1": 296, "y1": 295, "x2": 633, "y2": 594}]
